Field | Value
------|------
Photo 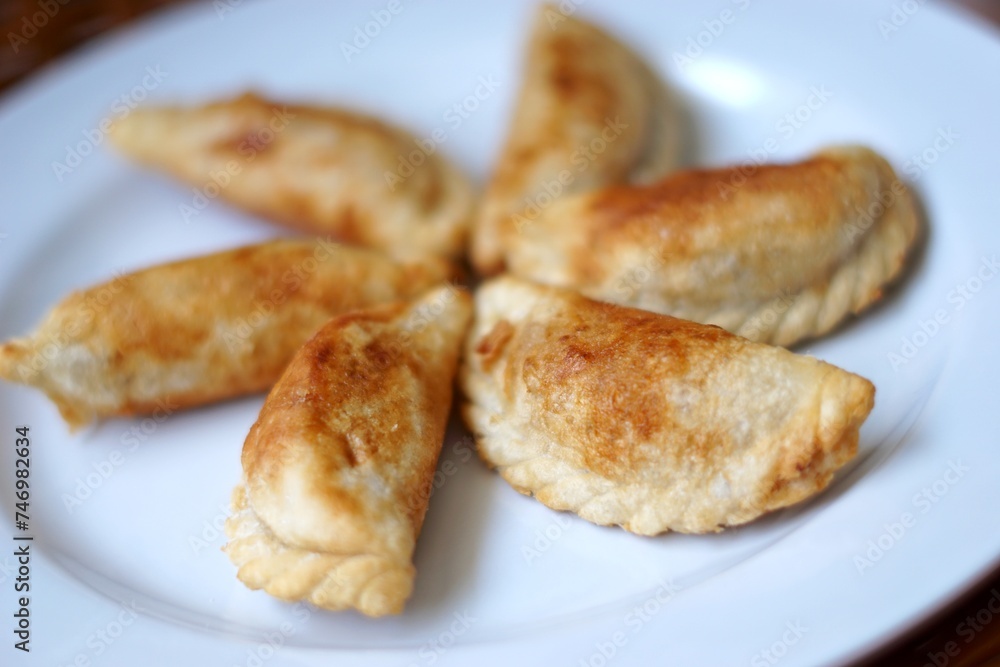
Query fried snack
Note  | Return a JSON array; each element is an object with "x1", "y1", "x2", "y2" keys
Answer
[
  {"x1": 110, "y1": 93, "x2": 475, "y2": 259},
  {"x1": 0, "y1": 239, "x2": 456, "y2": 430},
  {"x1": 460, "y1": 277, "x2": 874, "y2": 535},
  {"x1": 505, "y1": 145, "x2": 920, "y2": 346},
  {"x1": 224, "y1": 286, "x2": 472, "y2": 616},
  {"x1": 471, "y1": 3, "x2": 681, "y2": 275}
]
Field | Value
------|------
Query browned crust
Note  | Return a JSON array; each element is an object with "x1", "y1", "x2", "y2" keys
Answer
[
  {"x1": 227, "y1": 287, "x2": 472, "y2": 615},
  {"x1": 505, "y1": 145, "x2": 921, "y2": 346},
  {"x1": 0, "y1": 239, "x2": 456, "y2": 429},
  {"x1": 471, "y1": 3, "x2": 679, "y2": 274},
  {"x1": 460, "y1": 278, "x2": 875, "y2": 534},
  {"x1": 110, "y1": 93, "x2": 475, "y2": 259}
]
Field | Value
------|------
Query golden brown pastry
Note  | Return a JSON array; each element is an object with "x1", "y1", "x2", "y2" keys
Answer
[
  {"x1": 460, "y1": 277, "x2": 875, "y2": 535},
  {"x1": 224, "y1": 286, "x2": 472, "y2": 616},
  {"x1": 0, "y1": 239, "x2": 456, "y2": 430},
  {"x1": 504, "y1": 145, "x2": 920, "y2": 347},
  {"x1": 110, "y1": 93, "x2": 475, "y2": 259},
  {"x1": 471, "y1": 3, "x2": 681, "y2": 275}
]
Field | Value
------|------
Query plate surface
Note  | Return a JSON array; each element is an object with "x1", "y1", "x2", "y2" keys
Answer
[{"x1": 1, "y1": 1, "x2": 998, "y2": 665}]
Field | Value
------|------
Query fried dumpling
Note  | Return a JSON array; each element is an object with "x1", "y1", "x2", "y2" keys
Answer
[
  {"x1": 110, "y1": 93, "x2": 475, "y2": 259},
  {"x1": 471, "y1": 3, "x2": 681, "y2": 275},
  {"x1": 0, "y1": 239, "x2": 456, "y2": 430},
  {"x1": 224, "y1": 286, "x2": 472, "y2": 616},
  {"x1": 504, "y1": 145, "x2": 920, "y2": 347},
  {"x1": 460, "y1": 277, "x2": 875, "y2": 535}
]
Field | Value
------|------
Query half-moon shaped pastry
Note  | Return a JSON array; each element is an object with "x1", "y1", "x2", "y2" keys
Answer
[
  {"x1": 224, "y1": 286, "x2": 472, "y2": 616},
  {"x1": 460, "y1": 277, "x2": 874, "y2": 535},
  {"x1": 470, "y1": 3, "x2": 681, "y2": 275},
  {"x1": 0, "y1": 239, "x2": 456, "y2": 430},
  {"x1": 110, "y1": 93, "x2": 476, "y2": 259},
  {"x1": 504, "y1": 145, "x2": 920, "y2": 347}
]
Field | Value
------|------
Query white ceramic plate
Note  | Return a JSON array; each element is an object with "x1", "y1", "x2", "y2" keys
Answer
[{"x1": 1, "y1": 1, "x2": 998, "y2": 665}]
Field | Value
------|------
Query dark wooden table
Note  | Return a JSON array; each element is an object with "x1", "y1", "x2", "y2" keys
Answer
[{"x1": 1, "y1": 1, "x2": 998, "y2": 664}]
